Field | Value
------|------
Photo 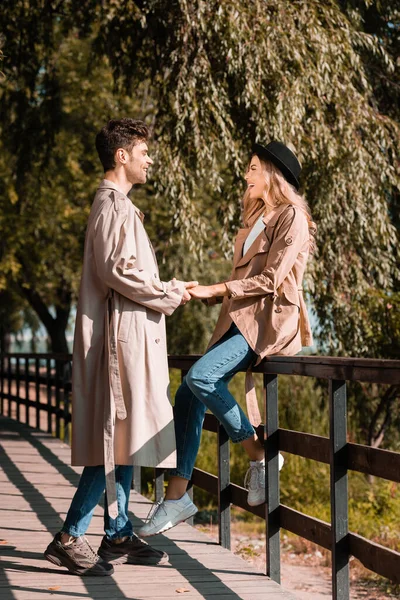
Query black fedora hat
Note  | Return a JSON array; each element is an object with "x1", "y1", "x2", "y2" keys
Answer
[{"x1": 252, "y1": 141, "x2": 301, "y2": 190}]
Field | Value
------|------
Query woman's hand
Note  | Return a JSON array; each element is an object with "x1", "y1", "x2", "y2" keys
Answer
[{"x1": 189, "y1": 283, "x2": 228, "y2": 299}]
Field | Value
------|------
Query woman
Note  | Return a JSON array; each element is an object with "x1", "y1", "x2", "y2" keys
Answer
[{"x1": 139, "y1": 141, "x2": 315, "y2": 537}]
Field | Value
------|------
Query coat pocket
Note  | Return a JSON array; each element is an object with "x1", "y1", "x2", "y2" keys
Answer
[
  {"x1": 281, "y1": 284, "x2": 301, "y2": 308},
  {"x1": 117, "y1": 309, "x2": 133, "y2": 343}
]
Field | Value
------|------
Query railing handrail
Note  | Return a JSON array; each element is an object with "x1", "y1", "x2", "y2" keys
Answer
[{"x1": 3, "y1": 352, "x2": 400, "y2": 384}]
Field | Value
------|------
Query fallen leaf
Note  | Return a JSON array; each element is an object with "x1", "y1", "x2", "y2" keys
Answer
[
  {"x1": 0, "y1": 540, "x2": 8, "y2": 545},
  {"x1": 48, "y1": 587, "x2": 60, "y2": 591},
  {"x1": 176, "y1": 589, "x2": 190, "y2": 594}
]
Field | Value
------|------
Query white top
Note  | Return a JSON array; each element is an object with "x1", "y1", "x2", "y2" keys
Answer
[{"x1": 243, "y1": 215, "x2": 265, "y2": 256}]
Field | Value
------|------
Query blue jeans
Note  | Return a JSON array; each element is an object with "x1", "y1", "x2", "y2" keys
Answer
[
  {"x1": 62, "y1": 465, "x2": 133, "y2": 539},
  {"x1": 169, "y1": 323, "x2": 256, "y2": 480}
]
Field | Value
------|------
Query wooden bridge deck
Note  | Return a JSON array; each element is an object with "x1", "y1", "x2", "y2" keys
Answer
[{"x1": 0, "y1": 416, "x2": 296, "y2": 600}]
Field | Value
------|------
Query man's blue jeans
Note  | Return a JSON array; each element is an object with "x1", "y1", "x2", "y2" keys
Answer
[
  {"x1": 62, "y1": 465, "x2": 133, "y2": 539},
  {"x1": 169, "y1": 323, "x2": 257, "y2": 481}
]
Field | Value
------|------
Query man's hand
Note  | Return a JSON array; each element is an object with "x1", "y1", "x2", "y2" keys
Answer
[
  {"x1": 180, "y1": 288, "x2": 191, "y2": 305},
  {"x1": 179, "y1": 280, "x2": 199, "y2": 305}
]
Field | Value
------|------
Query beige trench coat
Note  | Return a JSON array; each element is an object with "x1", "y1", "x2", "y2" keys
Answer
[
  {"x1": 71, "y1": 179, "x2": 184, "y2": 517},
  {"x1": 207, "y1": 204, "x2": 313, "y2": 425}
]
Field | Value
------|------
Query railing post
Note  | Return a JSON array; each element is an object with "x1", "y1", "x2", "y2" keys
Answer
[
  {"x1": 46, "y1": 358, "x2": 52, "y2": 434},
  {"x1": 181, "y1": 368, "x2": 195, "y2": 526},
  {"x1": 329, "y1": 379, "x2": 349, "y2": 600},
  {"x1": 131, "y1": 466, "x2": 141, "y2": 492},
  {"x1": 16, "y1": 357, "x2": 21, "y2": 422},
  {"x1": 62, "y1": 362, "x2": 71, "y2": 444},
  {"x1": 264, "y1": 373, "x2": 280, "y2": 583},
  {"x1": 25, "y1": 358, "x2": 30, "y2": 425},
  {"x1": 7, "y1": 356, "x2": 12, "y2": 417},
  {"x1": 55, "y1": 360, "x2": 61, "y2": 438},
  {"x1": 218, "y1": 422, "x2": 231, "y2": 549},
  {"x1": 35, "y1": 358, "x2": 40, "y2": 429},
  {"x1": 154, "y1": 468, "x2": 164, "y2": 502},
  {"x1": 0, "y1": 354, "x2": 4, "y2": 415}
]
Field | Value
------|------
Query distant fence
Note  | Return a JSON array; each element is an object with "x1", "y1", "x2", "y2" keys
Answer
[{"x1": 1, "y1": 352, "x2": 400, "y2": 599}]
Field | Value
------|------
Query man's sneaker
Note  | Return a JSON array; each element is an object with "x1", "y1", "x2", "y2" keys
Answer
[
  {"x1": 44, "y1": 532, "x2": 114, "y2": 576},
  {"x1": 244, "y1": 454, "x2": 285, "y2": 507},
  {"x1": 98, "y1": 534, "x2": 168, "y2": 565},
  {"x1": 138, "y1": 493, "x2": 198, "y2": 537}
]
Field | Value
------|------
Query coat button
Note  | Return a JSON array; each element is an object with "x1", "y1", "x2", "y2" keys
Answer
[
  {"x1": 275, "y1": 307, "x2": 282, "y2": 313},
  {"x1": 155, "y1": 338, "x2": 160, "y2": 344},
  {"x1": 285, "y1": 236, "x2": 293, "y2": 245}
]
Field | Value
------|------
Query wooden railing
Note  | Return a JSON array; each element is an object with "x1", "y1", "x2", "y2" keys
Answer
[{"x1": 1, "y1": 352, "x2": 400, "y2": 599}]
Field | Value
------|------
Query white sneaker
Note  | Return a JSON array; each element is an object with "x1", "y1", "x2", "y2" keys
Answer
[
  {"x1": 244, "y1": 454, "x2": 285, "y2": 507},
  {"x1": 138, "y1": 493, "x2": 198, "y2": 537}
]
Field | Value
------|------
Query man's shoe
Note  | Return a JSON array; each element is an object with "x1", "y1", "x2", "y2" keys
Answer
[
  {"x1": 98, "y1": 534, "x2": 168, "y2": 565},
  {"x1": 138, "y1": 493, "x2": 198, "y2": 537},
  {"x1": 244, "y1": 454, "x2": 285, "y2": 507},
  {"x1": 44, "y1": 532, "x2": 114, "y2": 576}
]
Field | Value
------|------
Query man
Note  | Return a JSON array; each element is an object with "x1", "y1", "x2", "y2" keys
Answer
[{"x1": 44, "y1": 118, "x2": 197, "y2": 576}]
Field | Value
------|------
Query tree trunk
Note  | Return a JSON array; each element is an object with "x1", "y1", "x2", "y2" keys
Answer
[{"x1": 19, "y1": 285, "x2": 71, "y2": 354}]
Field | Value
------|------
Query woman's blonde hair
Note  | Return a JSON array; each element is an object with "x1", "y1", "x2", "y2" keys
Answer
[{"x1": 242, "y1": 158, "x2": 316, "y2": 251}]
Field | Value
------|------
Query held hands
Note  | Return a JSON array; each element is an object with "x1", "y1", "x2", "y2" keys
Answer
[
  {"x1": 179, "y1": 280, "x2": 199, "y2": 305},
  {"x1": 172, "y1": 279, "x2": 228, "y2": 305},
  {"x1": 188, "y1": 283, "x2": 228, "y2": 300}
]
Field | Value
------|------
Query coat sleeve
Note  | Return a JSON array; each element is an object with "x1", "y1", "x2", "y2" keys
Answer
[
  {"x1": 225, "y1": 207, "x2": 309, "y2": 299},
  {"x1": 93, "y1": 198, "x2": 184, "y2": 316}
]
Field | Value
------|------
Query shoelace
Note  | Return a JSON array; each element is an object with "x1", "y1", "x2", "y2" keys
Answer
[
  {"x1": 244, "y1": 464, "x2": 265, "y2": 491},
  {"x1": 145, "y1": 499, "x2": 167, "y2": 524},
  {"x1": 79, "y1": 536, "x2": 100, "y2": 562}
]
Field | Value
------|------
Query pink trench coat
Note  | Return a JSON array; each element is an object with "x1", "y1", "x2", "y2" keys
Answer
[
  {"x1": 207, "y1": 204, "x2": 313, "y2": 425},
  {"x1": 71, "y1": 180, "x2": 184, "y2": 517}
]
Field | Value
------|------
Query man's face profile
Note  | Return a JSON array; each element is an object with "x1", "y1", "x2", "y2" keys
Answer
[{"x1": 118, "y1": 140, "x2": 153, "y2": 185}]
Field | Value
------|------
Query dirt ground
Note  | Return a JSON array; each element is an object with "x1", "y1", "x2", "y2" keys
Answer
[{"x1": 195, "y1": 524, "x2": 400, "y2": 600}]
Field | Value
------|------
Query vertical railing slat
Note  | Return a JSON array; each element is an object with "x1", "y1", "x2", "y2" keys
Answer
[
  {"x1": 154, "y1": 468, "x2": 164, "y2": 502},
  {"x1": 329, "y1": 379, "x2": 349, "y2": 600},
  {"x1": 55, "y1": 360, "x2": 61, "y2": 438},
  {"x1": 35, "y1": 358, "x2": 40, "y2": 429},
  {"x1": 25, "y1": 358, "x2": 30, "y2": 425},
  {"x1": 62, "y1": 362, "x2": 71, "y2": 444},
  {"x1": 46, "y1": 358, "x2": 52, "y2": 434},
  {"x1": 264, "y1": 373, "x2": 281, "y2": 583},
  {"x1": 0, "y1": 354, "x2": 4, "y2": 415},
  {"x1": 15, "y1": 357, "x2": 21, "y2": 421},
  {"x1": 132, "y1": 466, "x2": 141, "y2": 492},
  {"x1": 7, "y1": 356, "x2": 12, "y2": 417},
  {"x1": 218, "y1": 422, "x2": 231, "y2": 549},
  {"x1": 181, "y1": 368, "x2": 195, "y2": 525}
]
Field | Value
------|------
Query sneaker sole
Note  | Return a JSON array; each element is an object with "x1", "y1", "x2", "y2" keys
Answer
[
  {"x1": 247, "y1": 497, "x2": 266, "y2": 507},
  {"x1": 98, "y1": 549, "x2": 169, "y2": 566},
  {"x1": 139, "y1": 505, "x2": 198, "y2": 538},
  {"x1": 44, "y1": 548, "x2": 114, "y2": 576}
]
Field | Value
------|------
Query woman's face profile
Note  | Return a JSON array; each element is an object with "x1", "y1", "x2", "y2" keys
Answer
[{"x1": 245, "y1": 155, "x2": 266, "y2": 200}]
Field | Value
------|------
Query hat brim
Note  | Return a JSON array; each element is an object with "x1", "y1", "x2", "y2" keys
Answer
[{"x1": 252, "y1": 143, "x2": 300, "y2": 190}]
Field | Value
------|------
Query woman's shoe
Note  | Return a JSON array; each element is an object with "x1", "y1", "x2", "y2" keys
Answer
[
  {"x1": 244, "y1": 454, "x2": 285, "y2": 507},
  {"x1": 138, "y1": 493, "x2": 198, "y2": 537}
]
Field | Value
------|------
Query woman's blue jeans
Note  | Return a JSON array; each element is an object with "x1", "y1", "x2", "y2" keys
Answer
[
  {"x1": 169, "y1": 323, "x2": 257, "y2": 481},
  {"x1": 62, "y1": 465, "x2": 133, "y2": 539}
]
